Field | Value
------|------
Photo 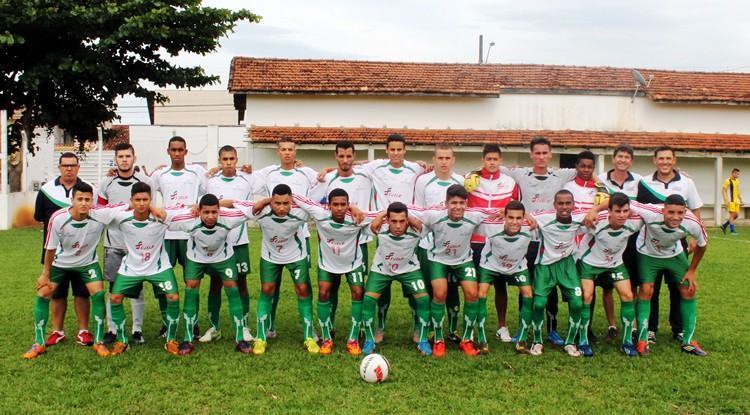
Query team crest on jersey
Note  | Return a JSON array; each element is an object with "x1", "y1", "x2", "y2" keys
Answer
[
  {"x1": 270, "y1": 236, "x2": 289, "y2": 244},
  {"x1": 649, "y1": 238, "x2": 663, "y2": 252},
  {"x1": 383, "y1": 187, "x2": 403, "y2": 200},
  {"x1": 169, "y1": 190, "x2": 188, "y2": 201},
  {"x1": 72, "y1": 241, "x2": 81, "y2": 249},
  {"x1": 385, "y1": 252, "x2": 405, "y2": 262}
]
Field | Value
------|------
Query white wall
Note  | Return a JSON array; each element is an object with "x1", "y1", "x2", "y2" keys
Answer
[{"x1": 154, "y1": 89, "x2": 237, "y2": 126}]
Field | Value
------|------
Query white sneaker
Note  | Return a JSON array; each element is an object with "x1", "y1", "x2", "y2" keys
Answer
[
  {"x1": 496, "y1": 326, "x2": 512, "y2": 343},
  {"x1": 242, "y1": 327, "x2": 254, "y2": 342},
  {"x1": 530, "y1": 343, "x2": 544, "y2": 356},
  {"x1": 266, "y1": 330, "x2": 277, "y2": 339},
  {"x1": 198, "y1": 327, "x2": 221, "y2": 343},
  {"x1": 374, "y1": 329, "x2": 384, "y2": 344},
  {"x1": 563, "y1": 344, "x2": 581, "y2": 357}
]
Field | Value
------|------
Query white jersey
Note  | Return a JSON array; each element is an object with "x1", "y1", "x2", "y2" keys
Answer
[
  {"x1": 502, "y1": 167, "x2": 576, "y2": 214},
  {"x1": 476, "y1": 221, "x2": 534, "y2": 274},
  {"x1": 637, "y1": 170, "x2": 703, "y2": 210},
  {"x1": 151, "y1": 164, "x2": 207, "y2": 240},
  {"x1": 115, "y1": 208, "x2": 184, "y2": 276},
  {"x1": 206, "y1": 172, "x2": 254, "y2": 246},
  {"x1": 414, "y1": 171, "x2": 465, "y2": 249},
  {"x1": 534, "y1": 209, "x2": 589, "y2": 265},
  {"x1": 98, "y1": 171, "x2": 154, "y2": 249},
  {"x1": 361, "y1": 159, "x2": 424, "y2": 210},
  {"x1": 579, "y1": 212, "x2": 643, "y2": 268},
  {"x1": 563, "y1": 177, "x2": 607, "y2": 210},
  {"x1": 633, "y1": 202, "x2": 707, "y2": 259},
  {"x1": 45, "y1": 205, "x2": 127, "y2": 268},
  {"x1": 293, "y1": 195, "x2": 376, "y2": 273},
  {"x1": 321, "y1": 167, "x2": 374, "y2": 243},
  {"x1": 234, "y1": 201, "x2": 310, "y2": 264},
  {"x1": 167, "y1": 208, "x2": 249, "y2": 264},
  {"x1": 413, "y1": 207, "x2": 493, "y2": 266},
  {"x1": 253, "y1": 164, "x2": 320, "y2": 238},
  {"x1": 598, "y1": 170, "x2": 642, "y2": 199},
  {"x1": 371, "y1": 226, "x2": 424, "y2": 276}
]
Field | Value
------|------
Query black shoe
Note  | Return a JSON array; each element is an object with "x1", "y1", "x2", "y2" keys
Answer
[
  {"x1": 587, "y1": 328, "x2": 598, "y2": 343},
  {"x1": 330, "y1": 329, "x2": 336, "y2": 340},
  {"x1": 446, "y1": 332, "x2": 461, "y2": 344},
  {"x1": 131, "y1": 331, "x2": 145, "y2": 344},
  {"x1": 721, "y1": 224, "x2": 727, "y2": 234},
  {"x1": 159, "y1": 325, "x2": 167, "y2": 339},
  {"x1": 193, "y1": 324, "x2": 201, "y2": 339},
  {"x1": 672, "y1": 332, "x2": 684, "y2": 343},
  {"x1": 103, "y1": 332, "x2": 117, "y2": 345},
  {"x1": 605, "y1": 326, "x2": 618, "y2": 342}
]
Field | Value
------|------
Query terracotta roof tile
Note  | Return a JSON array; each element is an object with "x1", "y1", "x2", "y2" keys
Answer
[{"x1": 249, "y1": 125, "x2": 750, "y2": 153}]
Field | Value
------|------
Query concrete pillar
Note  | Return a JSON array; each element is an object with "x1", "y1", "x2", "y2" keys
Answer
[
  {"x1": 597, "y1": 153, "x2": 606, "y2": 175},
  {"x1": 714, "y1": 156, "x2": 723, "y2": 226},
  {"x1": 1, "y1": 110, "x2": 7, "y2": 195},
  {"x1": 368, "y1": 145, "x2": 375, "y2": 161}
]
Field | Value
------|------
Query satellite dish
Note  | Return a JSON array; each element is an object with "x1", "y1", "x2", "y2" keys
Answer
[{"x1": 630, "y1": 69, "x2": 653, "y2": 102}]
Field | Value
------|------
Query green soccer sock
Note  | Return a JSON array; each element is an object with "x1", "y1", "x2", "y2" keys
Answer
[
  {"x1": 111, "y1": 302, "x2": 128, "y2": 344},
  {"x1": 415, "y1": 296, "x2": 431, "y2": 343},
  {"x1": 207, "y1": 292, "x2": 222, "y2": 331},
  {"x1": 165, "y1": 298, "x2": 180, "y2": 342},
  {"x1": 317, "y1": 300, "x2": 333, "y2": 341},
  {"x1": 224, "y1": 286, "x2": 245, "y2": 342},
  {"x1": 532, "y1": 295, "x2": 547, "y2": 344},
  {"x1": 256, "y1": 292, "x2": 273, "y2": 341},
  {"x1": 477, "y1": 296, "x2": 488, "y2": 344},
  {"x1": 620, "y1": 300, "x2": 635, "y2": 345},
  {"x1": 158, "y1": 295, "x2": 168, "y2": 328},
  {"x1": 518, "y1": 296, "x2": 533, "y2": 343},
  {"x1": 446, "y1": 282, "x2": 460, "y2": 334},
  {"x1": 636, "y1": 298, "x2": 651, "y2": 342},
  {"x1": 362, "y1": 295, "x2": 378, "y2": 342},
  {"x1": 461, "y1": 300, "x2": 479, "y2": 341},
  {"x1": 430, "y1": 300, "x2": 446, "y2": 342},
  {"x1": 408, "y1": 295, "x2": 418, "y2": 332},
  {"x1": 297, "y1": 295, "x2": 314, "y2": 340},
  {"x1": 183, "y1": 288, "x2": 199, "y2": 342},
  {"x1": 377, "y1": 284, "x2": 391, "y2": 331},
  {"x1": 680, "y1": 297, "x2": 697, "y2": 345},
  {"x1": 33, "y1": 296, "x2": 50, "y2": 345},
  {"x1": 329, "y1": 276, "x2": 341, "y2": 327},
  {"x1": 564, "y1": 295, "x2": 582, "y2": 346},
  {"x1": 579, "y1": 301, "x2": 592, "y2": 346},
  {"x1": 240, "y1": 293, "x2": 250, "y2": 326},
  {"x1": 90, "y1": 291, "x2": 106, "y2": 344},
  {"x1": 270, "y1": 276, "x2": 282, "y2": 332},
  {"x1": 348, "y1": 299, "x2": 363, "y2": 341}
]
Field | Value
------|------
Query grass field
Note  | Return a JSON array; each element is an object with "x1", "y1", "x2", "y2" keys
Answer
[{"x1": 1, "y1": 226, "x2": 749, "y2": 414}]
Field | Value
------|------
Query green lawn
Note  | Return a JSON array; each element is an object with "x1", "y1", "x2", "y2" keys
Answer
[{"x1": 1, "y1": 226, "x2": 748, "y2": 414}]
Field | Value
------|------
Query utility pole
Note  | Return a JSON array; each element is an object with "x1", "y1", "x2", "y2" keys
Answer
[{"x1": 478, "y1": 34, "x2": 484, "y2": 64}]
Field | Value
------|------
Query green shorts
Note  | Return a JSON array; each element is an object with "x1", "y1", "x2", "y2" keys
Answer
[
  {"x1": 260, "y1": 258, "x2": 310, "y2": 285},
  {"x1": 184, "y1": 257, "x2": 237, "y2": 282},
  {"x1": 578, "y1": 262, "x2": 628, "y2": 287},
  {"x1": 112, "y1": 268, "x2": 179, "y2": 298},
  {"x1": 50, "y1": 263, "x2": 103, "y2": 285},
  {"x1": 233, "y1": 244, "x2": 251, "y2": 276},
  {"x1": 428, "y1": 260, "x2": 477, "y2": 282},
  {"x1": 365, "y1": 270, "x2": 427, "y2": 296},
  {"x1": 637, "y1": 252, "x2": 690, "y2": 286},
  {"x1": 165, "y1": 239, "x2": 188, "y2": 268},
  {"x1": 478, "y1": 267, "x2": 531, "y2": 286},
  {"x1": 318, "y1": 265, "x2": 366, "y2": 287},
  {"x1": 533, "y1": 256, "x2": 581, "y2": 299}
]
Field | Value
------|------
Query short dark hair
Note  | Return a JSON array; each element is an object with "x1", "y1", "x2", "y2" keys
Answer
[
  {"x1": 272, "y1": 184, "x2": 292, "y2": 197},
  {"x1": 71, "y1": 181, "x2": 93, "y2": 197},
  {"x1": 505, "y1": 200, "x2": 525, "y2": 215},
  {"x1": 435, "y1": 143, "x2": 453, "y2": 153},
  {"x1": 653, "y1": 145, "x2": 674, "y2": 157},
  {"x1": 554, "y1": 189, "x2": 574, "y2": 203},
  {"x1": 446, "y1": 184, "x2": 468, "y2": 200},
  {"x1": 131, "y1": 182, "x2": 151, "y2": 196},
  {"x1": 732, "y1": 168, "x2": 740, "y2": 173},
  {"x1": 199, "y1": 194, "x2": 219, "y2": 208},
  {"x1": 387, "y1": 201, "x2": 408, "y2": 215},
  {"x1": 335, "y1": 141, "x2": 355, "y2": 153},
  {"x1": 664, "y1": 194, "x2": 687, "y2": 207},
  {"x1": 530, "y1": 136, "x2": 551, "y2": 151},
  {"x1": 613, "y1": 143, "x2": 634, "y2": 158},
  {"x1": 114, "y1": 143, "x2": 135, "y2": 156},
  {"x1": 219, "y1": 145, "x2": 237, "y2": 156},
  {"x1": 168, "y1": 136, "x2": 186, "y2": 148},
  {"x1": 278, "y1": 136, "x2": 295, "y2": 146},
  {"x1": 608, "y1": 192, "x2": 630, "y2": 209},
  {"x1": 59, "y1": 152, "x2": 79, "y2": 164},
  {"x1": 386, "y1": 134, "x2": 406, "y2": 148},
  {"x1": 328, "y1": 188, "x2": 349, "y2": 202},
  {"x1": 576, "y1": 150, "x2": 596, "y2": 165},
  {"x1": 482, "y1": 144, "x2": 501, "y2": 158}
]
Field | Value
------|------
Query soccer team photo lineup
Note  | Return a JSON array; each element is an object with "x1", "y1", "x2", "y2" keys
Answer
[{"x1": 28, "y1": 133, "x2": 735, "y2": 362}]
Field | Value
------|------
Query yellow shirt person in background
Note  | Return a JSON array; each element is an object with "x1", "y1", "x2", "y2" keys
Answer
[{"x1": 721, "y1": 168, "x2": 744, "y2": 235}]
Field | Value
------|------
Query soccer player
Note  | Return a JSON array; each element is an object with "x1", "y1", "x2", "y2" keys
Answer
[
  {"x1": 293, "y1": 191, "x2": 376, "y2": 356},
  {"x1": 721, "y1": 168, "x2": 743, "y2": 235},
  {"x1": 630, "y1": 195, "x2": 708, "y2": 356},
  {"x1": 151, "y1": 136, "x2": 206, "y2": 337},
  {"x1": 201, "y1": 145, "x2": 255, "y2": 343},
  {"x1": 529, "y1": 190, "x2": 587, "y2": 357},
  {"x1": 33, "y1": 152, "x2": 97, "y2": 347},
  {"x1": 636, "y1": 146, "x2": 702, "y2": 343},
  {"x1": 465, "y1": 144, "x2": 520, "y2": 343},
  {"x1": 577, "y1": 192, "x2": 642, "y2": 357},
  {"x1": 108, "y1": 182, "x2": 183, "y2": 356},
  {"x1": 414, "y1": 144, "x2": 464, "y2": 342},
  {"x1": 24, "y1": 182, "x2": 125, "y2": 359},
  {"x1": 475, "y1": 201, "x2": 536, "y2": 355},
  {"x1": 98, "y1": 143, "x2": 153, "y2": 344},
  {"x1": 228, "y1": 184, "x2": 318, "y2": 355},
  {"x1": 360, "y1": 202, "x2": 432, "y2": 357}
]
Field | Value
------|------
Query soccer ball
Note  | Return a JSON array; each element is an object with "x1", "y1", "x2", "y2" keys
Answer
[
  {"x1": 464, "y1": 172, "x2": 481, "y2": 193},
  {"x1": 359, "y1": 353, "x2": 390, "y2": 384}
]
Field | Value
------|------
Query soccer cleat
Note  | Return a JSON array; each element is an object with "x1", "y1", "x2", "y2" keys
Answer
[
  {"x1": 647, "y1": 331, "x2": 656, "y2": 344},
  {"x1": 103, "y1": 332, "x2": 117, "y2": 345},
  {"x1": 417, "y1": 341, "x2": 433, "y2": 357},
  {"x1": 673, "y1": 332, "x2": 684, "y2": 343},
  {"x1": 374, "y1": 329, "x2": 384, "y2": 344},
  {"x1": 605, "y1": 326, "x2": 618, "y2": 342},
  {"x1": 579, "y1": 343, "x2": 594, "y2": 357},
  {"x1": 433, "y1": 341, "x2": 446, "y2": 358},
  {"x1": 458, "y1": 340, "x2": 479, "y2": 357},
  {"x1": 620, "y1": 343, "x2": 638, "y2": 357},
  {"x1": 45, "y1": 330, "x2": 65, "y2": 347},
  {"x1": 529, "y1": 343, "x2": 544, "y2": 356},
  {"x1": 563, "y1": 344, "x2": 581, "y2": 357},
  {"x1": 636, "y1": 340, "x2": 649, "y2": 356},
  {"x1": 319, "y1": 340, "x2": 334, "y2": 355},
  {"x1": 242, "y1": 327, "x2": 254, "y2": 342},
  {"x1": 330, "y1": 329, "x2": 336, "y2": 340},
  {"x1": 478, "y1": 342, "x2": 490, "y2": 355},
  {"x1": 198, "y1": 327, "x2": 221, "y2": 343},
  {"x1": 496, "y1": 326, "x2": 512, "y2": 343},
  {"x1": 178, "y1": 341, "x2": 194, "y2": 356},
  {"x1": 346, "y1": 340, "x2": 362, "y2": 356},
  {"x1": 164, "y1": 339, "x2": 180, "y2": 355},
  {"x1": 446, "y1": 332, "x2": 461, "y2": 344},
  {"x1": 110, "y1": 341, "x2": 129, "y2": 356},
  {"x1": 253, "y1": 339, "x2": 267, "y2": 355},
  {"x1": 681, "y1": 341, "x2": 708, "y2": 357},
  {"x1": 721, "y1": 224, "x2": 727, "y2": 234},
  {"x1": 362, "y1": 340, "x2": 376, "y2": 355},
  {"x1": 76, "y1": 330, "x2": 94, "y2": 346},
  {"x1": 22, "y1": 343, "x2": 46, "y2": 359},
  {"x1": 235, "y1": 340, "x2": 253, "y2": 354},
  {"x1": 547, "y1": 330, "x2": 564, "y2": 347},
  {"x1": 731, "y1": 231, "x2": 739, "y2": 236},
  {"x1": 266, "y1": 330, "x2": 277, "y2": 340},
  {"x1": 515, "y1": 341, "x2": 531, "y2": 355},
  {"x1": 93, "y1": 343, "x2": 110, "y2": 357},
  {"x1": 131, "y1": 331, "x2": 145, "y2": 344},
  {"x1": 303, "y1": 338, "x2": 320, "y2": 354},
  {"x1": 159, "y1": 325, "x2": 167, "y2": 339},
  {"x1": 193, "y1": 324, "x2": 201, "y2": 340},
  {"x1": 587, "y1": 328, "x2": 598, "y2": 343}
]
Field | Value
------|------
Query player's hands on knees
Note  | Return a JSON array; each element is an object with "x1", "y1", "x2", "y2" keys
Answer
[
  {"x1": 681, "y1": 270, "x2": 698, "y2": 295},
  {"x1": 36, "y1": 272, "x2": 50, "y2": 291}
]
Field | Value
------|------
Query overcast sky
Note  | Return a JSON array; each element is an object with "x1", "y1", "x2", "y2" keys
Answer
[{"x1": 117, "y1": 0, "x2": 750, "y2": 123}]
